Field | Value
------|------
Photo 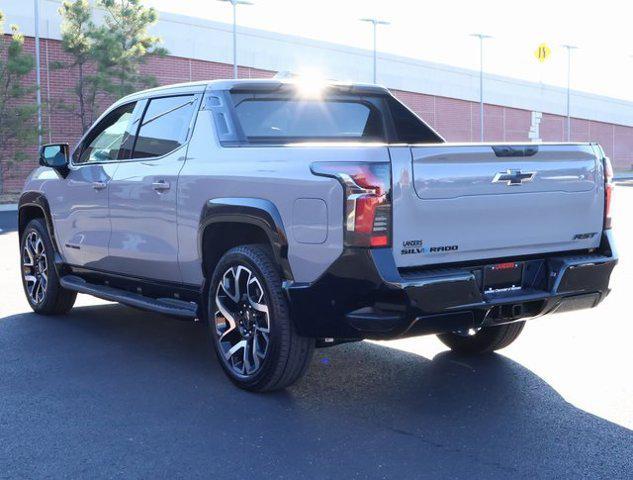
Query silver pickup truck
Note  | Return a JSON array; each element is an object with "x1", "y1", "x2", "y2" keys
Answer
[{"x1": 19, "y1": 79, "x2": 617, "y2": 391}]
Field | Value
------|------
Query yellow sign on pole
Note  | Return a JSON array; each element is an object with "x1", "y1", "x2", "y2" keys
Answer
[{"x1": 534, "y1": 43, "x2": 551, "y2": 63}]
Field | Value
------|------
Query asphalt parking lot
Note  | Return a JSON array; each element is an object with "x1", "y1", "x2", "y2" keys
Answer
[{"x1": 1, "y1": 189, "x2": 632, "y2": 479}]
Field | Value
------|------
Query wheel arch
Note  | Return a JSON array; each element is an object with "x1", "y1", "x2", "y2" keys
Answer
[
  {"x1": 198, "y1": 198, "x2": 293, "y2": 281},
  {"x1": 18, "y1": 191, "x2": 65, "y2": 275},
  {"x1": 18, "y1": 192, "x2": 58, "y2": 249}
]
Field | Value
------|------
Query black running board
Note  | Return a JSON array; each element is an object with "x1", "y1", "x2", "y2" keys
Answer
[{"x1": 60, "y1": 275, "x2": 198, "y2": 319}]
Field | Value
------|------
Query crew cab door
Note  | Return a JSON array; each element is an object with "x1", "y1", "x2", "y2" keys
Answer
[
  {"x1": 107, "y1": 93, "x2": 201, "y2": 282},
  {"x1": 48, "y1": 101, "x2": 139, "y2": 269}
]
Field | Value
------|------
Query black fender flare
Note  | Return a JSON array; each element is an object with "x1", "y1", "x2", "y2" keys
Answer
[
  {"x1": 18, "y1": 191, "x2": 65, "y2": 271},
  {"x1": 198, "y1": 197, "x2": 293, "y2": 281},
  {"x1": 19, "y1": 192, "x2": 58, "y2": 249}
]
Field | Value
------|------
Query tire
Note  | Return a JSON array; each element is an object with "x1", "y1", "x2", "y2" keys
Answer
[
  {"x1": 437, "y1": 321, "x2": 526, "y2": 355},
  {"x1": 205, "y1": 244, "x2": 314, "y2": 392},
  {"x1": 20, "y1": 218, "x2": 77, "y2": 315}
]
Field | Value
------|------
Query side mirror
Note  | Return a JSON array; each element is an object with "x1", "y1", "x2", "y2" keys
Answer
[{"x1": 39, "y1": 143, "x2": 70, "y2": 177}]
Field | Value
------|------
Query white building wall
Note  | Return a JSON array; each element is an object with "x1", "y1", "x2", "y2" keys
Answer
[{"x1": 5, "y1": 0, "x2": 633, "y2": 127}]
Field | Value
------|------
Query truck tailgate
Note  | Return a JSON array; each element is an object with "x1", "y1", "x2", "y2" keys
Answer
[{"x1": 391, "y1": 144, "x2": 605, "y2": 268}]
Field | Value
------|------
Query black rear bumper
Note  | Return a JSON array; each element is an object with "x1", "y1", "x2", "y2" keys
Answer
[{"x1": 285, "y1": 231, "x2": 617, "y2": 340}]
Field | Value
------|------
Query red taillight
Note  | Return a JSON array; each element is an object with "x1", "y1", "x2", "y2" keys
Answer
[
  {"x1": 492, "y1": 262, "x2": 517, "y2": 270},
  {"x1": 604, "y1": 157, "x2": 613, "y2": 229},
  {"x1": 311, "y1": 162, "x2": 392, "y2": 248},
  {"x1": 370, "y1": 235, "x2": 389, "y2": 247}
]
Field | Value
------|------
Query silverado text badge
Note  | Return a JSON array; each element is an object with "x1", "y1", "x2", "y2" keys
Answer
[
  {"x1": 401, "y1": 240, "x2": 459, "y2": 255},
  {"x1": 429, "y1": 244, "x2": 459, "y2": 253},
  {"x1": 401, "y1": 239, "x2": 424, "y2": 255}
]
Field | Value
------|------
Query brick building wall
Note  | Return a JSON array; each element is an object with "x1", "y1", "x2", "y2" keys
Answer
[{"x1": 2, "y1": 35, "x2": 632, "y2": 193}]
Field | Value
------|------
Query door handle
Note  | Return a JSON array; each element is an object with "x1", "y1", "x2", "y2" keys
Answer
[
  {"x1": 152, "y1": 180, "x2": 171, "y2": 192},
  {"x1": 92, "y1": 181, "x2": 107, "y2": 191}
]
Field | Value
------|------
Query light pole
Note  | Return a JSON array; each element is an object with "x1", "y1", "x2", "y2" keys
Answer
[
  {"x1": 34, "y1": 0, "x2": 42, "y2": 149},
  {"x1": 470, "y1": 33, "x2": 492, "y2": 142},
  {"x1": 218, "y1": 0, "x2": 253, "y2": 79},
  {"x1": 563, "y1": 44, "x2": 578, "y2": 141},
  {"x1": 360, "y1": 18, "x2": 390, "y2": 84}
]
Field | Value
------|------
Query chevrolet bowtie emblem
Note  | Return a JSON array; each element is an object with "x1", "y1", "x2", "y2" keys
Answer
[{"x1": 492, "y1": 169, "x2": 535, "y2": 186}]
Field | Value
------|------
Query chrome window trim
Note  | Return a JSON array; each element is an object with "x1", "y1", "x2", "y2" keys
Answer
[
  {"x1": 70, "y1": 101, "x2": 140, "y2": 168},
  {"x1": 69, "y1": 91, "x2": 204, "y2": 170}
]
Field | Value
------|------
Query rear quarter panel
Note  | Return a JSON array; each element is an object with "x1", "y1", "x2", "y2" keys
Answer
[{"x1": 178, "y1": 108, "x2": 391, "y2": 285}]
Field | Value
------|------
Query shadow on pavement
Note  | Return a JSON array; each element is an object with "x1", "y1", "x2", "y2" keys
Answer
[{"x1": 1, "y1": 303, "x2": 631, "y2": 479}]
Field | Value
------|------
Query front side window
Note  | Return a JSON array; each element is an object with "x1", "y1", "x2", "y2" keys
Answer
[
  {"x1": 132, "y1": 95, "x2": 197, "y2": 159},
  {"x1": 231, "y1": 95, "x2": 385, "y2": 143},
  {"x1": 76, "y1": 102, "x2": 136, "y2": 164}
]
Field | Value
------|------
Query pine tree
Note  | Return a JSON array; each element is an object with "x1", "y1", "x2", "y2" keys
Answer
[
  {"x1": 56, "y1": 0, "x2": 103, "y2": 133},
  {"x1": 57, "y1": 0, "x2": 167, "y2": 133},
  {"x1": 0, "y1": 11, "x2": 38, "y2": 194},
  {"x1": 93, "y1": 0, "x2": 167, "y2": 98}
]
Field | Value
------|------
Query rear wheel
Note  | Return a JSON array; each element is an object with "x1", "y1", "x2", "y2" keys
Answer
[
  {"x1": 20, "y1": 218, "x2": 76, "y2": 315},
  {"x1": 206, "y1": 244, "x2": 314, "y2": 392},
  {"x1": 437, "y1": 321, "x2": 525, "y2": 355}
]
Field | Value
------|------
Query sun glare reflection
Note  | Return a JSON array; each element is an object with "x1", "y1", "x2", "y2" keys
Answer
[
  {"x1": 293, "y1": 68, "x2": 328, "y2": 98},
  {"x1": 295, "y1": 78, "x2": 326, "y2": 98}
]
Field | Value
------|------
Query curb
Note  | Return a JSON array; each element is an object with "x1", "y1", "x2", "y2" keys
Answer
[{"x1": 615, "y1": 173, "x2": 633, "y2": 181}]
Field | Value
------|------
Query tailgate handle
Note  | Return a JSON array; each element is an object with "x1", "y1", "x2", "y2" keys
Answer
[{"x1": 492, "y1": 145, "x2": 538, "y2": 157}]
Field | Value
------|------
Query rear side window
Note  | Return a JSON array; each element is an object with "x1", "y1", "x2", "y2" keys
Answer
[
  {"x1": 387, "y1": 97, "x2": 444, "y2": 144},
  {"x1": 231, "y1": 96, "x2": 385, "y2": 143},
  {"x1": 132, "y1": 95, "x2": 196, "y2": 159}
]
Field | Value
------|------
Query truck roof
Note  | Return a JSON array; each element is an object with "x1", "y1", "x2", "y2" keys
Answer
[{"x1": 117, "y1": 78, "x2": 390, "y2": 103}]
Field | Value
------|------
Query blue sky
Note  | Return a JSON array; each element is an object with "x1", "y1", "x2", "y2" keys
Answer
[{"x1": 147, "y1": 0, "x2": 632, "y2": 101}]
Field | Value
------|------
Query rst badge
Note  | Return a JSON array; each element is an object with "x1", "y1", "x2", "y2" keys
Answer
[{"x1": 573, "y1": 232, "x2": 598, "y2": 240}]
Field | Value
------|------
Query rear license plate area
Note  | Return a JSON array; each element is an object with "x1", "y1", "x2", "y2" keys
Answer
[{"x1": 483, "y1": 262, "x2": 524, "y2": 293}]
